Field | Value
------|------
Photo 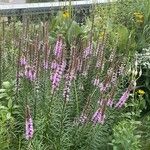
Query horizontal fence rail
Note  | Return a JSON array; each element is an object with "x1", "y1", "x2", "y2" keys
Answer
[{"x1": 0, "y1": 0, "x2": 114, "y2": 16}]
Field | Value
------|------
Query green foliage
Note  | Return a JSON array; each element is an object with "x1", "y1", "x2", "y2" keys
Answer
[
  {"x1": 136, "y1": 46, "x2": 150, "y2": 110},
  {"x1": 0, "y1": 0, "x2": 149, "y2": 150},
  {"x1": 140, "y1": 115, "x2": 150, "y2": 150},
  {"x1": 0, "y1": 81, "x2": 18, "y2": 149},
  {"x1": 112, "y1": 119, "x2": 141, "y2": 150}
]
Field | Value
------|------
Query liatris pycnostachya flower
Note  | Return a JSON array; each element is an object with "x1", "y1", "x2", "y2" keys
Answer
[
  {"x1": 43, "y1": 61, "x2": 49, "y2": 70},
  {"x1": 108, "y1": 49, "x2": 116, "y2": 62},
  {"x1": 25, "y1": 65, "x2": 36, "y2": 81},
  {"x1": 51, "y1": 60, "x2": 58, "y2": 70},
  {"x1": 107, "y1": 99, "x2": 113, "y2": 107},
  {"x1": 78, "y1": 113, "x2": 87, "y2": 124},
  {"x1": 54, "y1": 35, "x2": 63, "y2": 58},
  {"x1": 111, "y1": 73, "x2": 117, "y2": 85},
  {"x1": 20, "y1": 55, "x2": 27, "y2": 66},
  {"x1": 63, "y1": 70, "x2": 75, "y2": 101},
  {"x1": 91, "y1": 108, "x2": 105, "y2": 125},
  {"x1": 99, "y1": 82, "x2": 110, "y2": 92},
  {"x1": 98, "y1": 99, "x2": 113, "y2": 107},
  {"x1": 115, "y1": 89, "x2": 130, "y2": 108},
  {"x1": 96, "y1": 46, "x2": 104, "y2": 69},
  {"x1": 25, "y1": 105, "x2": 34, "y2": 140},
  {"x1": 96, "y1": 62, "x2": 104, "y2": 71},
  {"x1": 83, "y1": 43, "x2": 92, "y2": 59},
  {"x1": 93, "y1": 78, "x2": 100, "y2": 86},
  {"x1": 51, "y1": 60, "x2": 66, "y2": 93},
  {"x1": 117, "y1": 64, "x2": 124, "y2": 76}
]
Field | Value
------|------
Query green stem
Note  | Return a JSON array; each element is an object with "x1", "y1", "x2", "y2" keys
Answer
[
  {"x1": 74, "y1": 80, "x2": 79, "y2": 117},
  {"x1": 33, "y1": 82, "x2": 37, "y2": 120},
  {"x1": 18, "y1": 136, "x2": 21, "y2": 150},
  {"x1": 44, "y1": 92, "x2": 55, "y2": 140},
  {"x1": 90, "y1": 87, "x2": 98, "y2": 98},
  {"x1": 57, "y1": 101, "x2": 67, "y2": 150}
]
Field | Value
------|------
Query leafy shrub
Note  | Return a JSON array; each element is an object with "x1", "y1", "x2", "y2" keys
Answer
[{"x1": 112, "y1": 119, "x2": 141, "y2": 150}]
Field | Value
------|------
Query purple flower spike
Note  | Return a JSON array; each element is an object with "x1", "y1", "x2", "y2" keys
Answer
[
  {"x1": 99, "y1": 83, "x2": 110, "y2": 92},
  {"x1": 115, "y1": 89, "x2": 130, "y2": 108},
  {"x1": 20, "y1": 55, "x2": 27, "y2": 66},
  {"x1": 107, "y1": 99, "x2": 113, "y2": 107},
  {"x1": 97, "y1": 99, "x2": 113, "y2": 107},
  {"x1": 63, "y1": 70, "x2": 75, "y2": 101},
  {"x1": 79, "y1": 113, "x2": 87, "y2": 124},
  {"x1": 25, "y1": 65, "x2": 30, "y2": 77},
  {"x1": 51, "y1": 60, "x2": 66, "y2": 93},
  {"x1": 97, "y1": 99, "x2": 103, "y2": 105},
  {"x1": 51, "y1": 60, "x2": 58, "y2": 70},
  {"x1": 91, "y1": 109, "x2": 105, "y2": 125},
  {"x1": 25, "y1": 66, "x2": 36, "y2": 81},
  {"x1": 99, "y1": 83, "x2": 107, "y2": 92},
  {"x1": 83, "y1": 43, "x2": 92, "y2": 59},
  {"x1": 43, "y1": 61, "x2": 49, "y2": 70},
  {"x1": 93, "y1": 78, "x2": 100, "y2": 86},
  {"x1": 25, "y1": 117, "x2": 34, "y2": 140},
  {"x1": 25, "y1": 105, "x2": 34, "y2": 140},
  {"x1": 111, "y1": 73, "x2": 117, "y2": 85},
  {"x1": 54, "y1": 36, "x2": 63, "y2": 58}
]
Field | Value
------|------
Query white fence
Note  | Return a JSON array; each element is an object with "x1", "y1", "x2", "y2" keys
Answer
[{"x1": 0, "y1": 0, "x2": 115, "y2": 16}]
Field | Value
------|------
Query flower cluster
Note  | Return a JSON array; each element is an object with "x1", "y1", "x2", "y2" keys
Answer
[
  {"x1": 83, "y1": 43, "x2": 92, "y2": 59},
  {"x1": 79, "y1": 113, "x2": 87, "y2": 124},
  {"x1": 63, "y1": 11, "x2": 69, "y2": 18},
  {"x1": 137, "y1": 89, "x2": 145, "y2": 96},
  {"x1": 91, "y1": 109, "x2": 105, "y2": 125},
  {"x1": 63, "y1": 70, "x2": 75, "y2": 101},
  {"x1": 54, "y1": 35, "x2": 63, "y2": 58},
  {"x1": 133, "y1": 12, "x2": 144, "y2": 24},
  {"x1": 115, "y1": 89, "x2": 130, "y2": 108},
  {"x1": 25, "y1": 105, "x2": 34, "y2": 140},
  {"x1": 93, "y1": 78, "x2": 100, "y2": 86},
  {"x1": 19, "y1": 56, "x2": 37, "y2": 81},
  {"x1": 24, "y1": 65, "x2": 36, "y2": 81},
  {"x1": 20, "y1": 55, "x2": 27, "y2": 66},
  {"x1": 98, "y1": 99, "x2": 113, "y2": 108},
  {"x1": 51, "y1": 60, "x2": 66, "y2": 93}
]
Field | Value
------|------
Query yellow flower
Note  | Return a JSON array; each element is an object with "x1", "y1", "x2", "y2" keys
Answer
[
  {"x1": 136, "y1": 19, "x2": 144, "y2": 23},
  {"x1": 63, "y1": 11, "x2": 69, "y2": 18},
  {"x1": 133, "y1": 12, "x2": 141, "y2": 16},
  {"x1": 99, "y1": 31, "x2": 105, "y2": 39},
  {"x1": 133, "y1": 12, "x2": 144, "y2": 24},
  {"x1": 137, "y1": 89, "x2": 145, "y2": 96}
]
